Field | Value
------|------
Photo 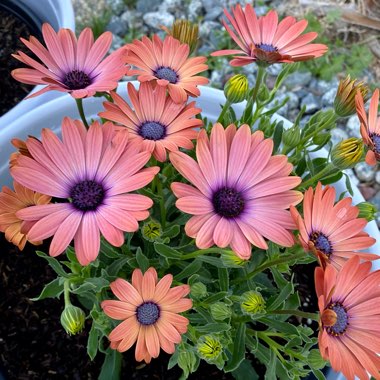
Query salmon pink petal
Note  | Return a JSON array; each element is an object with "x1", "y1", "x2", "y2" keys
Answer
[
  {"x1": 110, "y1": 278, "x2": 143, "y2": 305},
  {"x1": 153, "y1": 274, "x2": 173, "y2": 303},
  {"x1": 145, "y1": 325, "x2": 160, "y2": 358},
  {"x1": 102, "y1": 300, "x2": 137, "y2": 320}
]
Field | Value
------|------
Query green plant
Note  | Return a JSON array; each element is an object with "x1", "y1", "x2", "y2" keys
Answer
[{"x1": 88, "y1": 8, "x2": 112, "y2": 39}]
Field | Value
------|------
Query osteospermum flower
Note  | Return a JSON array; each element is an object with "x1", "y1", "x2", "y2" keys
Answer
[
  {"x1": 101, "y1": 267, "x2": 192, "y2": 363},
  {"x1": 11, "y1": 118, "x2": 159, "y2": 265},
  {"x1": 290, "y1": 182, "x2": 377, "y2": 270},
  {"x1": 12, "y1": 23, "x2": 127, "y2": 98},
  {"x1": 316, "y1": 256, "x2": 380, "y2": 380},
  {"x1": 355, "y1": 88, "x2": 380, "y2": 165},
  {"x1": 211, "y1": 4, "x2": 327, "y2": 66},
  {"x1": 170, "y1": 123, "x2": 303, "y2": 259},
  {"x1": 0, "y1": 182, "x2": 51, "y2": 250},
  {"x1": 126, "y1": 35, "x2": 209, "y2": 103},
  {"x1": 99, "y1": 82, "x2": 202, "y2": 162}
]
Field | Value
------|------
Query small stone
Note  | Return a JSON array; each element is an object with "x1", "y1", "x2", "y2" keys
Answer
[
  {"x1": 204, "y1": 6, "x2": 223, "y2": 20},
  {"x1": 160, "y1": 0, "x2": 182, "y2": 13},
  {"x1": 199, "y1": 21, "x2": 221, "y2": 39},
  {"x1": 202, "y1": 0, "x2": 224, "y2": 13},
  {"x1": 321, "y1": 87, "x2": 337, "y2": 107},
  {"x1": 285, "y1": 71, "x2": 312, "y2": 89},
  {"x1": 268, "y1": 93, "x2": 290, "y2": 117},
  {"x1": 106, "y1": 0, "x2": 126, "y2": 15},
  {"x1": 359, "y1": 184, "x2": 377, "y2": 200},
  {"x1": 311, "y1": 78, "x2": 339, "y2": 95},
  {"x1": 266, "y1": 63, "x2": 282, "y2": 77},
  {"x1": 120, "y1": 10, "x2": 144, "y2": 31},
  {"x1": 376, "y1": 171, "x2": 380, "y2": 185},
  {"x1": 354, "y1": 162, "x2": 376, "y2": 182},
  {"x1": 330, "y1": 127, "x2": 349, "y2": 146},
  {"x1": 143, "y1": 11, "x2": 174, "y2": 29},
  {"x1": 137, "y1": 0, "x2": 161, "y2": 13},
  {"x1": 301, "y1": 93, "x2": 320, "y2": 114},
  {"x1": 107, "y1": 15, "x2": 128, "y2": 36},
  {"x1": 370, "y1": 191, "x2": 380, "y2": 212},
  {"x1": 345, "y1": 116, "x2": 361, "y2": 138},
  {"x1": 110, "y1": 35, "x2": 125, "y2": 51},
  {"x1": 286, "y1": 92, "x2": 299, "y2": 110},
  {"x1": 188, "y1": 0, "x2": 203, "y2": 21}
]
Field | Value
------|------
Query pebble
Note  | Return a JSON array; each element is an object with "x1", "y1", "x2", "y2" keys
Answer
[
  {"x1": 285, "y1": 71, "x2": 312, "y2": 89},
  {"x1": 188, "y1": 0, "x2": 203, "y2": 21},
  {"x1": 354, "y1": 162, "x2": 376, "y2": 182},
  {"x1": 376, "y1": 171, "x2": 380, "y2": 184},
  {"x1": 359, "y1": 184, "x2": 377, "y2": 200},
  {"x1": 204, "y1": 7, "x2": 223, "y2": 20},
  {"x1": 345, "y1": 115, "x2": 361, "y2": 138},
  {"x1": 143, "y1": 11, "x2": 174, "y2": 29},
  {"x1": 136, "y1": 0, "x2": 161, "y2": 13},
  {"x1": 266, "y1": 63, "x2": 282, "y2": 77},
  {"x1": 330, "y1": 127, "x2": 349, "y2": 146},
  {"x1": 321, "y1": 87, "x2": 337, "y2": 107},
  {"x1": 301, "y1": 93, "x2": 320, "y2": 114},
  {"x1": 107, "y1": 14, "x2": 128, "y2": 36}
]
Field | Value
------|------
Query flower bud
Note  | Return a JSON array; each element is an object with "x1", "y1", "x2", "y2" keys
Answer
[
  {"x1": 210, "y1": 302, "x2": 231, "y2": 320},
  {"x1": 141, "y1": 219, "x2": 162, "y2": 242},
  {"x1": 224, "y1": 74, "x2": 249, "y2": 104},
  {"x1": 190, "y1": 282, "x2": 208, "y2": 299},
  {"x1": 197, "y1": 335, "x2": 223, "y2": 361},
  {"x1": 162, "y1": 19, "x2": 199, "y2": 54},
  {"x1": 178, "y1": 347, "x2": 197, "y2": 377},
  {"x1": 334, "y1": 75, "x2": 369, "y2": 117},
  {"x1": 241, "y1": 291, "x2": 266, "y2": 315},
  {"x1": 283, "y1": 125, "x2": 301, "y2": 149},
  {"x1": 60, "y1": 305, "x2": 86, "y2": 335},
  {"x1": 356, "y1": 202, "x2": 377, "y2": 222},
  {"x1": 331, "y1": 137, "x2": 364, "y2": 170},
  {"x1": 312, "y1": 132, "x2": 331, "y2": 146},
  {"x1": 220, "y1": 250, "x2": 248, "y2": 268}
]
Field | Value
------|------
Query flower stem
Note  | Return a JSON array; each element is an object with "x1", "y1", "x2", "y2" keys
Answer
[
  {"x1": 64, "y1": 280, "x2": 72, "y2": 306},
  {"x1": 181, "y1": 247, "x2": 228, "y2": 260},
  {"x1": 156, "y1": 178, "x2": 166, "y2": 229},
  {"x1": 217, "y1": 99, "x2": 231, "y2": 123},
  {"x1": 300, "y1": 163, "x2": 335, "y2": 190},
  {"x1": 251, "y1": 65, "x2": 266, "y2": 105},
  {"x1": 267, "y1": 309, "x2": 319, "y2": 321},
  {"x1": 75, "y1": 98, "x2": 89, "y2": 129}
]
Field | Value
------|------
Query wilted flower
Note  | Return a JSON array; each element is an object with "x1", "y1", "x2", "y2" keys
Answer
[
  {"x1": 211, "y1": 4, "x2": 327, "y2": 66},
  {"x1": 241, "y1": 291, "x2": 266, "y2": 315},
  {"x1": 102, "y1": 268, "x2": 192, "y2": 363},
  {"x1": 331, "y1": 137, "x2": 364, "y2": 169},
  {"x1": 60, "y1": 305, "x2": 86, "y2": 335},
  {"x1": 224, "y1": 74, "x2": 249, "y2": 103},
  {"x1": 316, "y1": 256, "x2": 380, "y2": 380},
  {"x1": 355, "y1": 88, "x2": 380, "y2": 165},
  {"x1": 12, "y1": 23, "x2": 127, "y2": 98},
  {"x1": 197, "y1": 335, "x2": 223, "y2": 361},
  {"x1": 334, "y1": 75, "x2": 369, "y2": 117},
  {"x1": 141, "y1": 219, "x2": 162, "y2": 242},
  {"x1": 162, "y1": 19, "x2": 199, "y2": 54},
  {"x1": 356, "y1": 201, "x2": 377, "y2": 222}
]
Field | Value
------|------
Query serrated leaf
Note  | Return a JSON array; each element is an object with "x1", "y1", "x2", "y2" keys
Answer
[
  {"x1": 154, "y1": 242, "x2": 182, "y2": 259},
  {"x1": 36, "y1": 251, "x2": 69, "y2": 277},
  {"x1": 225, "y1": 323, "x2": 246, "y2": 372},
  {"x1": 30, "y1": 278, "x2": 64, "y2": 301}
]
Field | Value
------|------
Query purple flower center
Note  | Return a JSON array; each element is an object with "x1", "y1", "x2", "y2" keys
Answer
[
  {"x1": 326, "y1": 302, "x2": 349, "y2": 336},
  {"x1": 139, "y1": 121, "x2": 166, "y2": 141},
  {"x1": 212, "y1": 187, "x2": 245, "y2": 218},
  {"x1": 136, "y1": 302, "x2": 160, "y2": 325},
  {"x1": 64, "y1": 70, "x2": 92, "y2": 90},
  {"x1": 369, "y1": 133, "x2": 380, "y2": 154},
  {"x1": 310, "y1": 231, "x2": 332, "y2": 256},
  {"x1": 70, "y1": 180, "x2": 105, "y2": 211},
  {"x1": 255, "y1": 43, "x2": 278, "y2": 53},
  {"x1": 153, "y1": 66, "x2": 178, "y2": 84}
]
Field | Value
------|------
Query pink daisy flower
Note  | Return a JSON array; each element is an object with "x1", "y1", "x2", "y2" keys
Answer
[
  {"x1": 102, "y1": 267, "x2": 192, "y2": 363},
  {"x1": 11, "y1": 23, "x2": 128, "y2": 99},
  {"x1": 126, "y1": 35, "x2": 209, "y2": 103},
  {"x1": 355, "y1": 88, "x2": 380, "y2": 165},
  {"x1": 99, "y1": 82, "x2": 202, "y2": 162},
  {"x1": 291, "y1": 182, "x2": 377, "y2": 270},
  {"x1": 211, "y1": 4, "x2": 328, "y2": 66},
  {"x1": 316, "y1": 256, "x2": 380, "y2": 380},
  {"x1": 170, "y1": 123, "x2": 303, "y2": 259},
  {"x1": 10, "y1": 118, "x2": 159, "y2": 265},
  {"x1": 0, "y1": 182, "x2": 51, "y2": 250}
]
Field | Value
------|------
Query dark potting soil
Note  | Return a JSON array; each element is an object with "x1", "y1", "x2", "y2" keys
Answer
[{"x1": 0, "y1": 8, "x2": 34, "y2": 116}]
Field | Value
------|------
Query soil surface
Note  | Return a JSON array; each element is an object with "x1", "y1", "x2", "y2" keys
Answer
[{"x1": 0, "y1": 8, "x2": 34, "y2": 116}]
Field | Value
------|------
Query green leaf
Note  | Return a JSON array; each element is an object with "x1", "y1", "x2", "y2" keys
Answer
[
  {"x1": 267, "y1": 281, "x2": 294, "y2": 311},
  {"x1": 154, "y1": 242, "x2": 182, "y2": 259},
  {"x1": 218, "y1": 267, "x2": 229, "y2": 292},
  {"x1": 36, "y1": 251, "x2": 69, "y2": 277},
  {"x1": 320, "y1": 171, "x2": 343, "y2": 185},
  {"x1": 71, "y1": 278, "x2": 109, "y2": 294},
  {"x1": 202, "y1": 291, "x2": 228, "y2": 305},
  {"x1": 231, "y1": 359, "x2": 259, "y2": 380},
  {"x1": 162, "y1": 224, "x2": 180, "y2": 239},
  {"x1": 174, "y1": 260, "x2": 202, "y2": 282},
  {"x1": 30, "y1": 278, "x2": 64, "y2": 301},
  {"x1": 196, "y1": 322, "x2": 230, "y2": 333},
  {"x1": 272, "y1": 122, "x2": 283, "y2": 153},
  {"x1": 225, "y1": 323, "x2": 246, "y2": 372},
  {"x1": 265, "y1": 349, "x2": 277, "y2": 380},
  {"x1": 311, "y1": 369, "x2": 327, "y2": 380},
  {"x1": 308, "y1": 349, "x2": 328, "y2": 370},
  {"x1": 344, "y1": 173, "x2": 354, "y2": 196},
  {"x1": 99, "y1": 349, "x2": 122, "y2": 380},
  {"x1": 87, "y1": 322, "x2": 100, "y2": 360},
  {"x1": 197, "y1": 256, "x2": 225, "y2": 268},
  {"x1": 100, "y1": 240, "x2": 122, "y2": 258},
  {"x1": 136, "y1": 247, "x2": 149, "y2": 272},
  {"x1": 106, "y1": 256, "x2": 130, "y2": 277}
]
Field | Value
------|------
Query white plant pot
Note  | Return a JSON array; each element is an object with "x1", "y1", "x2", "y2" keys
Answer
[
  {"x1": 0, "y1": 0, "x2": 75, "y2": 130},
  {"x1": 0, "y1": 82, "x2": 377, "y2": 380}
]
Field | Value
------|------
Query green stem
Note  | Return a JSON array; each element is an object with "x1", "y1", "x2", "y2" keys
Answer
[
  {"x1": 181, "y1": 247, "x2": 228, "y2": 260},
  {"x1": 300, "y1": 163, "x2": 335, "y2": 190},
  {"x1": 232, "y1": 251, "x2": 306, "y2": 284},
  {"x1": 217, "y1": 99, "x2": 231, "y2": 123},
  {"x1": 75, "y1": 98, "x2": 90, "y2": 129},
  {"x1": 267, "y1": 309, "x2": 319, "y2": 321},
  {"x1": 156, "y1": 179, "x2": 166, "y2": 229},
  {"x1": 251, "y1": 65, "x2": 266, "y2": 105},
  {"x1": 63, "y1": 280, "x2": 72, "y2": 306}
]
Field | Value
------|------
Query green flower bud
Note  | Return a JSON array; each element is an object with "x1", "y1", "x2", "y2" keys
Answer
[
  {"x1": 197, "y1": 335, "x2": 223, "y2": 361},
  {"x1": 60, "y1": 305, "x2": 86, "y2": 335},
  {"x1": 356, "y1": 202, "x2": 377, "y2": 222},
  {"x1": 220, "y1": 250, "x2": 248, "y2": 268},
  {"x1": 283, "y1": 125, "x2": 301, "y2": 149},
  {"x1": 241, "y1": 291, "x2": 266, "y2": 315},
  {"x1": 210, "y1": 302, "x2": 232, "y2": 321},
  {"x1": 190, "y1": 282, "x2": 208, "y2": 299},
  {"x1": 313, "y1": 132, "x2": 331, "y2": 146},
  {"x1": 141, "y1": 219, "x2": 162, "y2": 242},
  {"x1": 224, "y1": 74, "x2": 249, "y2": 104},
  {"x1": 331, "y1": 137, "x2": 364, "y2": 170},
  {"x1": 178, "y1": 347, "x2": 197, "y2": 377}
]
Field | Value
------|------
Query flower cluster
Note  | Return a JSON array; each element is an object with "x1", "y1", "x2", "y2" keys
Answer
[{"x1": 2, "y1": 3, "x2": 380, "y2": 380}]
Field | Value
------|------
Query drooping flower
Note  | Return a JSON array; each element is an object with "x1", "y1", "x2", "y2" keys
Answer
[
  {"x1": 101, "y1": 267, "x2": 192, "y2": 363},
  {"x1": 290, "y1": 182, "x2": 377, "y2": 270},
  {"x1": 11, "y1": 118, "x2": 159, "y2": 265},
  {"x1": 0, "y1": 182, "x2": 51, "y2": 250},
  {"x1": 170, "y1": 123, "x2": 303, "y2": 259},
  {"x1": 125, "y1": 35, "x2": 209, "y2": 103},
  {"x1": 211, "y1": 4, "x2": 327, "y2": 66},
  {"x1": 99, "y1": 82, "x2": 202, "y2": 162},
  {"x1": 355, "y1": 88, "x2": 380, "y2": 165},
  {"x1": 12, "y1": 23, "x2": 127, "y2": 99},
  {"x1": 315, "y1": 256, "x2": 380, "y2": 380}
]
